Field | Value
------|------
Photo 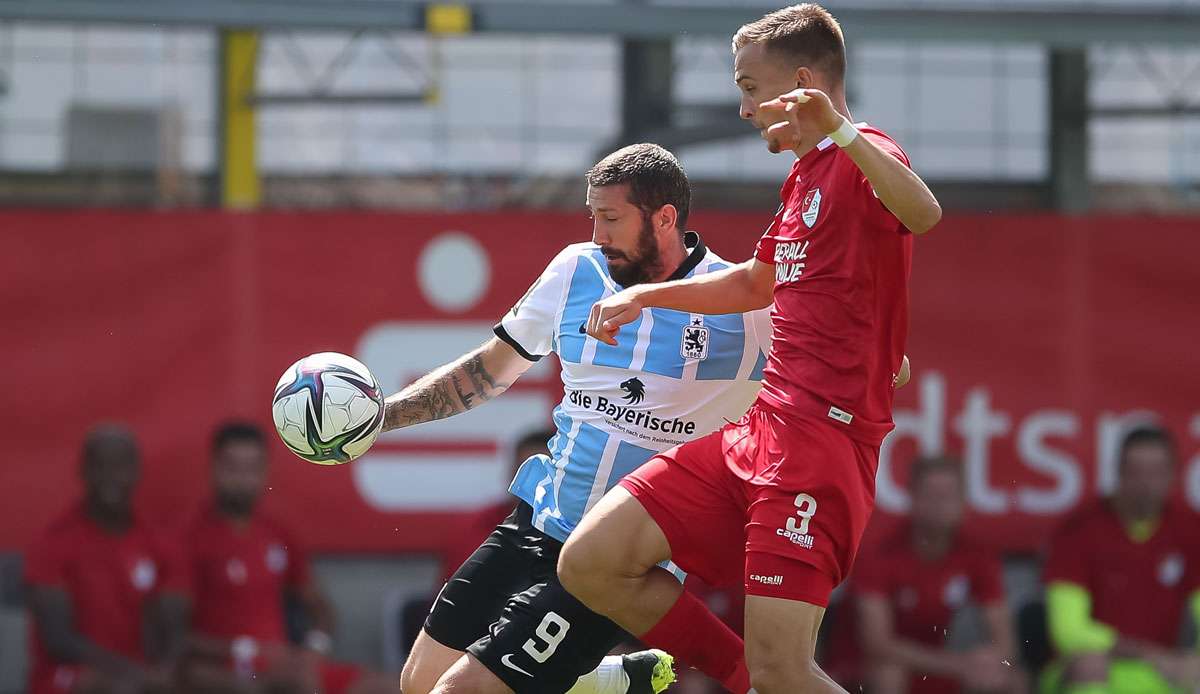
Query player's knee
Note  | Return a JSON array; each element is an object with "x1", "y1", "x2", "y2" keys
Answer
[
  {"x1": 557, "y1": 539, "x2": 606, "y2": 603},
  {"x1": 1064, "y1": 652, "x2": 1110, "y2": 684},
  {"x1": 430, "y1": 656, "x2": 511, "y2": 694},
  {"x1": 748, "y1": 657, "x2": 817, "y2": 693},
  {"x1": 400, "y1": 653, "x2": 439, "y2": 694}
]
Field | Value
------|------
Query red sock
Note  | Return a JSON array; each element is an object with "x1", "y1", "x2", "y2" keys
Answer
[{"x1": 639, "y1": 589, "x2": 751, "y2": 694}]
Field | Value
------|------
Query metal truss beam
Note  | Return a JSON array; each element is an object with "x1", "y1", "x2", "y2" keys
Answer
[{"x1": 0, "y1": 1, "x2": 1198, "y2": 45}]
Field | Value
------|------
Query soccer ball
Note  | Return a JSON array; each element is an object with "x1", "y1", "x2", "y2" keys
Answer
[{"x1": 271, "y1": 352, "x2": 385, "y2": 465}]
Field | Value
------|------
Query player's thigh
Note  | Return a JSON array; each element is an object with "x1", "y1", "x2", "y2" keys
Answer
[
  {"x1": 430, "y1": 653, "x2": 514, "y2": 694},
  {"x1": 743, "y1": 594, "x2": 827, "y2": 688},
  {"x1": 467, "y1": 578, "x2": 629, "y2": 694},
  {"x1": 560, "y1": 485, "x2": 672, "y2": 586},
  {"x1": 403, "y1": 629, "x2": 470, "y2": 694}
]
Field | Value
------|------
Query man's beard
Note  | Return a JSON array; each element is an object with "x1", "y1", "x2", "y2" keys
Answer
[
  {"x1": 216, "y1": 491, "x2": 258, "y2": 518},
  {"x1": 605, "y1": 214, "x2": 665, "y2": 288}
]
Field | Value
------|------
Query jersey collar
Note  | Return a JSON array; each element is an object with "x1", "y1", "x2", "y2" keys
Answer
[{"x1": 666, "y1": 230, "x2": 707, "y2": 281}]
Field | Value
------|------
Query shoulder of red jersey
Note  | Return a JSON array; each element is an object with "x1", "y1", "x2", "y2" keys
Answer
[
  {"x1": 250, "y1": 510, "x2": 303, "y2": 544},
  {"x1": 34, "y1": 503, "x2": 94, "y2": 542},
  {"x1": 1053, "y1": 499, "x2": 1114, "y2": 538},
  {"x1": 856, "y1": 125, "x2": 910, "y2": 167}
]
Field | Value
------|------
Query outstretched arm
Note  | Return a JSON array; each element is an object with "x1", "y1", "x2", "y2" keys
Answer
[
  {"x1": 587, "y1": 259, "x2": 774, "y2": 345},
  {"x1": 761, "y1": 89, "x2": 942, "y2": 235},
  {"x1": 382, "y1": 337, "x2": 534, "y2": 432}
]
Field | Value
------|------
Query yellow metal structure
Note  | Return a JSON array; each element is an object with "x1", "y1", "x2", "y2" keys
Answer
[
  {"x1": 219, "y1": 30, "x2": 261, "y2": 209},
  {"x1": 426, "y1": 4, "x2": 472, "y2": 35}
]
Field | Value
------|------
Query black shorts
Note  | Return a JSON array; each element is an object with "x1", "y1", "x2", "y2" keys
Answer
[{"x1": 423, "y1": 503, "x2": 631, "y2": 693}]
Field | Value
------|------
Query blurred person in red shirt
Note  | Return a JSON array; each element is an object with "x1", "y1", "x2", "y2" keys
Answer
[
  {"x1": 25, "y1": 424, "x2": 189, "y2": 694},
  {"x1": 182, "y1": 421, "x2": 390, "y2": 694},
  {"x1": 437, "y1": 428, "x2": 556, "y2": 583},
  {"x1": 854, "y1": 455, "x2": 1022, "y2": 694},
  {"x1": 1042, "y1": 426, "x2": 1200, "y2": 694}
]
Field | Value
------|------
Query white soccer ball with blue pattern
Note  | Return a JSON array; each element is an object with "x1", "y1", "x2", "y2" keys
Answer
[{"x1": 271, "y1": 352, "x2": 385, "y2": 465}]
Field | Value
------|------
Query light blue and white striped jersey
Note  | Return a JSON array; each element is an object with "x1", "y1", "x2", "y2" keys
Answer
[{"x1": 494, "y1": 232, "x2": 772, "y2": 543}]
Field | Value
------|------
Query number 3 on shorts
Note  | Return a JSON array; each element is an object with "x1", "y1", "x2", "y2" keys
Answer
[
  {"x1": 785, "y1": 493, "x2": 817, "y2": 535},
  {"x1": 522, "y1": 611, "x2": 571, "y2": 663}
]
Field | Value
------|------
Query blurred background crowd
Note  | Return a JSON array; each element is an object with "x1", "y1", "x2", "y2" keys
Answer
[{"x1": 1, "y1": 1, "x2": 1198, "y2": 693}]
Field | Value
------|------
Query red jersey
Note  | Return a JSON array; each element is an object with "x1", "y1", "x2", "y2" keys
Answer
[
  {"x1": 24, "y1": 506, "x2": 185, "y2": 694},
  {"x1": 1043, "y1": 500, "x2": 1200, "y2": 648},
  {"x1": 184, "y1": 506, "x2": 310, "y2": 642},
  {"x1": 754, "y1": 127, "x2": 913, "y2": 446},
  {"x1": 853, "y1": 527, "x2": 1004, "y2": 694}
]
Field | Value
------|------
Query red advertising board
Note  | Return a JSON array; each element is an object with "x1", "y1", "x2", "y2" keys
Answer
[{"x1": 2, "y1": 210, "x2": 1197, "y2": 555}]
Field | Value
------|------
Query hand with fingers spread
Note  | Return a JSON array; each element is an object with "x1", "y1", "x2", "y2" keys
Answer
[
  {"x1": 587, "y1": 288, "x2": 647, "y2": 346},
  {"x1": 758, "y1": 88, "x2": 846, "y2": 154}
]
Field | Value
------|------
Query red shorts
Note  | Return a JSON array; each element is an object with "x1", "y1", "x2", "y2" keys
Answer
[{"x1": 620, "y1": 403, "x2": 877, "y2": 606}]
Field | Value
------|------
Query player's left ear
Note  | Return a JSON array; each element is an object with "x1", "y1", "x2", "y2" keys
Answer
[
  {"x1": 654, "y1": 204, "x2": 678, "y2": 234},
  {"x1": 793, "y1": 66, "x2": 814, "y2": 89}
]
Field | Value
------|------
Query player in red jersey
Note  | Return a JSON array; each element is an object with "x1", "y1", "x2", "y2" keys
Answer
[
  {"x1": 1042, "y1": 426, "x2": 1200, "y2": 694},
  {"x1": 559, "y1": 5, "x2": 941, "y2": 692},
  {"x1": 25, "y1": 425, "x2": 188, "y2": 694},
  {"x1": 182, "y1": 422, "x2": 391, "y2": 694},
  {"x1": 854, "y1": 456, "x2": 1021, "y2": 694}
]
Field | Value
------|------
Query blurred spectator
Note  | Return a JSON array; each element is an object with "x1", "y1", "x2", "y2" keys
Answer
[
  {"x1": 399, "y1": 427, "x2": 555, "y2": 656},
  {"x1": 181, "y1": 421, "x2": 390, "y2": 694},
  {"x1": 24, "y1": 424, "x2": 188, "y2": 694},
  {"x1": 1042, "y1": 426, "x2": 1200, "y2": 694},
  {"x1": 854, "y1": 455, "x2": 1022, "y2": 694},
  {"x1": 437, "y1": 428, "x2": 556, "y2": 582}
]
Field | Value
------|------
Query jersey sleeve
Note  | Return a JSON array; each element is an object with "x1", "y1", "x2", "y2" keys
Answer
[
  {"x1": 281, "y1": 528, "x2": 312, "y2": 589},
  {"x1": 754, "y1": 204, "x2": 785, "y2": 265},
  {"x1": 970, "y1": 551, "x2": 1005, "y2": 606},
  {"x1": 494, "y1": 247, "x2": 578, "y2": 361},
  {"x1": 150, "y1": 527, "x2": 192, "y2": 596},
  {"x1": 850, "y1": 548, "x2": 891, "y2": 598},
  {"x1": 1042, "y1": 518, "x2": 1092, "y2": 588},
  {"x1": 24, "y1": 530, "x2": 68, "y2": 588},
  {"x1": 855, "y1": 131, "x2": 912, "y2": 231}
]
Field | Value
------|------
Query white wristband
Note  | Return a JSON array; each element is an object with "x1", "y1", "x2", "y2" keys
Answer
[{"x1": 827, "y1": 118, "x2": 859, "y2": 148}]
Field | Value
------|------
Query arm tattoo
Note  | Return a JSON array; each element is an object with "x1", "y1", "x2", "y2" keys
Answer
[
  {"x1": 464, "y1": 353, "x2": 505, "y2": 404},
  {"x1": 382, "y1": 349, "x2": 511, "y2": 432},
  {"x1": 451, "y1": 373, "x2": 475, "y2": 408}
]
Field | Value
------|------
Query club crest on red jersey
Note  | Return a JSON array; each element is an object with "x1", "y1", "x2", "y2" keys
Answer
[{"x1": 801, "y1": 188, "x2": 822, "y2": 228}]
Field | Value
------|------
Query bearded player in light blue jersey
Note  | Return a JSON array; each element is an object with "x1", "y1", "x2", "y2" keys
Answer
[{"x1": 380, "y1": 143, "x2": 775, "y2": 694}]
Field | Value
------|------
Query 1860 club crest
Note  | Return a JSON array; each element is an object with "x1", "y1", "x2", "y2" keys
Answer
[{"x1": 681, "y1": 318, "x2": 709, "y2": 360}]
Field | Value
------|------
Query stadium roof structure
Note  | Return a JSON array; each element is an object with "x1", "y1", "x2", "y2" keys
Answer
[{"x1": 0, "y1": 0, "x2": 1198, "y2": 45}]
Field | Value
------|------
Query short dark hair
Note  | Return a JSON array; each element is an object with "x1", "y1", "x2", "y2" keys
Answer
[
  {"x1": 82, "y1": 423, "x2": 139, "y2": 465},
  {"x1": 732, "y1": 4, "x2": 847, "y2": 85},
  {"x1": 212, "y1": 420, "x2": 266, "y2": 456},
  {"x1": 516, "y1": 428, "x2": 556, "y2": 454},
  {"x1": 1119, "y1": 426, "x2": 1176, "y2": 468},
  {"x1": 586, "y1": 143, "x2": 691, "y2": 230},
  {"x1": 908, "y1": 454, "x2": 963, "y2": 491}
]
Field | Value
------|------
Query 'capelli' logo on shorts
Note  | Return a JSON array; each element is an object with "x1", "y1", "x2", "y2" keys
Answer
[{"x1": 750, "y1": 574, "x2": 784, "y2": 585}]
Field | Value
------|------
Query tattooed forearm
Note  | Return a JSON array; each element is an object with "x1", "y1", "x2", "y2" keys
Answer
[
  {"x1": 450, "y1": 373, "x2": 475, "y2": 408},
  {"x1": 381, "y1": 344, "x2": 515, "y2": 432},
  {"x1": 382, "y1": 377, "x2": 461, "y2": 431},
  {"x1": 463, "y1": 353, "x2": 507, "y2": 405}
]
